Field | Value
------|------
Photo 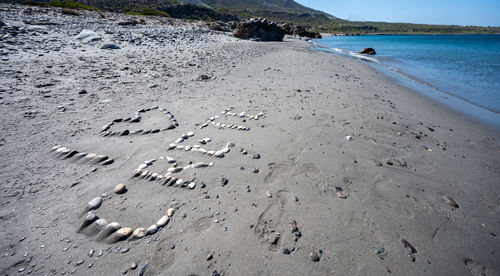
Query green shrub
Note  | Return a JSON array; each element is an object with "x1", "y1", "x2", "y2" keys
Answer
[{"x1": 48, "y1": 0, "x2": 98, "y2": 11}]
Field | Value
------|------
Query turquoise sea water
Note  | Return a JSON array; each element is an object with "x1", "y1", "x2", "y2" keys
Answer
[{"x1": 312, "y1": 35, "x2": 500, "y2": 121}]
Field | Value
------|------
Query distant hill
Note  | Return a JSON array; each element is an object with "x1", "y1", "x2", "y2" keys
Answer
[
  {"x1": 6, "y1": 0, "x2": 500, "y2": 34},
  {"x1": 188, "y1": 0, "x2": 335, "y2": 18}
]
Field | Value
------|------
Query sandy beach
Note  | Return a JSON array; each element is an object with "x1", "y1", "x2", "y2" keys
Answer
[{"x1": 1, "y1": 4, "x2": 499, "y2": 275}]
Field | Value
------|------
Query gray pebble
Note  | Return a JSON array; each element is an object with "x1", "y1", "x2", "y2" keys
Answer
[{"x1": 375, "y1": 247, "x2": 385, "y2": 254}]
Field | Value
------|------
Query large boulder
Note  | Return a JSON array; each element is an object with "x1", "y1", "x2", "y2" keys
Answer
[
  {"x1": 233, "y1": 18, "x2": 285, "y2": 41},
  {"x1": 358, "y1": 48, "x2": 376, "y2": 55}
]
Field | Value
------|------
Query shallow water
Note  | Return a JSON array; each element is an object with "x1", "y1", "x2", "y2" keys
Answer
[{"x1": 312, "y1": 35, "x2": 500, "y2": 117}]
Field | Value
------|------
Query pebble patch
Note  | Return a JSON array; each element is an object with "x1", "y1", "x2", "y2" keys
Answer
[{"x1": 50, "y1": 145, "x2": 114, "y2": 165}]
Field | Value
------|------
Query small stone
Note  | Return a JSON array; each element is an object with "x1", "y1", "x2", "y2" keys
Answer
[
  {"x1": 375, "y1": 247, "x2": 385, "y2": 254},
  {"x1": 75, "y1": 259, "x2": 84, "y2": 266},
  {"x1": 87, "y1": 197, "x2": 102, "y2": 210},
  {"x1": 207, "y1": 253, "x2": 213, "y2": 260},
  {"x1": 337, "y1": 191, "x2": 348, "y2": 199},
  {"x1": 121, "y1": 248, "x2": 129, "y2": 253},
  {"x1": 252, "y1": 153, "x2": 260, "y2": 159},
  {"x1": 145, "y1": 225, "x2": 158, "y2": 235},
  {"x1": 443, "y1": 196, "x2": 459, "y2": 208},
  {"x1": 131, "y1": 228, "x2": 145, "y2": 239},
  {"x1": 167, "y1": 208, "x2": 175, "y2": 217},
  {"x1": 116, "y1": 227, "x2": 133, "y2": 239},
  {"x1": 293, "y1": 196, "x2": 299, "y2": 201},
  {"x1": 137, "y1": 262, "x2": 149, "y2": 276},
  {"x1": 113, "y1": 183, "x2": 126, "y2": 194},
  {"x1": 266, "y1": 190, "x2": 272, "y2": 198},
  {"x1": 346, "y1": 136, "x2": 353, "y2": 141},
  {"x1": 253, "y1": 168, "x2": 259, "y2": 173},
  {"x1": 187, "y1": 132, "x2": 194, "y2": 137},
  {"x1": 131, "y1": 263, "x2": 137, "y2": 270},
  {"x1": 291, "y1": 224, "x2": 298, "y2": 232},
  {"x1": 386, "y1": 160, "x2": 393, "y2": 166},
  {"x1": 310, "y1": 251, "x2": 320, "y2": 262},
  {"x1": 220, "y1": 178, "x2": 228, "y2": 186},
  {"x1": 156, "y1": 216, "x2": 169, "y2": 227},
  {"x1": 187, "y1": 182, "x2": 196, "y2": 189},
  {"x1": 101, "y1": 42, "x2": 120, "y2": 49},
  {"x1": 282, "y1": 248, "x2": 291, "y2": 255}
]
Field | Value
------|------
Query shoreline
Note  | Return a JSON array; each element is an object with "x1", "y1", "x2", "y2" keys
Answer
[
  {"x1": 308, "y1": 37, "x2": 500, "y2": 130},
  {"x1": 320, "y1": 32, "x2": 500, "y2": 37},
  {"x1": 1, "y1": 5, "x2": 499, "y2": 275}
]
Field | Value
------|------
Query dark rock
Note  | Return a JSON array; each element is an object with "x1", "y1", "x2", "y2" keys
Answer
[
  {"x1": 118, "y1": 19, "x2": 143, "y2": 26},
  {"x1": 101, "y1": 42, "x2": 120, "y2": 50},
  {"x1": 310, "y1": 251, "x2": 320, "y2": 262},
  {"x1": 279, "y1": 23, "x2": 322, "y2": 38},
  {"x1": 137, "y1": 262, "x2": 149, "y2": 276},
  {"x1": 252, "y1": 153, "x2": 260, "y2": 159},
  {"x1": 233, "y1": 18, "x2": 285, "y2": 42},
  {"x1": 282, "y1": 248, "x2": 291, "y2": 255},
  {"x1": 358, "y1": 48, "x2": 376, "y2": 55},
  {"x1": 207, "y1": 21, "x2": 231, "y2": 32}
]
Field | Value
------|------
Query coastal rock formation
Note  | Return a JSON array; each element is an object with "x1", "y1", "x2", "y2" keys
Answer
[
  {"x1": 233, "y1": 18, "x2": 285, "y2": 41},
  {"x1": 358, "y1": 47, "x2": 376, "y2": 55},
  {"x1": 279, "y1": 23, "x2": 322, "y2": 38},
  {"x1": 207, "y1": 21, "x2": 238, "y2": 32}
]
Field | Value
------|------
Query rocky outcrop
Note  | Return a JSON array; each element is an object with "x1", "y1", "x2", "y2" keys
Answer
[
  {"x1": 358, "y1": 48, "x2": 376, "y2": 55},
  {"x1": 233, "y1": 18, "x2": 285, "y2": 41},
  {"x1": 279, "y1": 23, "x2": 322, "y2": 38},
  {"x1": 207, "y1": 21, "x2": 238, "y2": 32}
]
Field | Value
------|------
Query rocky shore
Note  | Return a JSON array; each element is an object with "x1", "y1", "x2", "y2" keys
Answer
[{"x1": 1, "y1": 4, "x2": 499, "y2": 275}]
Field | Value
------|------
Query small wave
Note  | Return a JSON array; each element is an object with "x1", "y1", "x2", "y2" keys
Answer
[{"x1": 309, "y1": 41, "x2": 379, "y2": 63}]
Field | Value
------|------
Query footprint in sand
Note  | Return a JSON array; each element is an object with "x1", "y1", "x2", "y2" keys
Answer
[{"x1": 254, "y1": 190, "x2": 291, "y2": 250}]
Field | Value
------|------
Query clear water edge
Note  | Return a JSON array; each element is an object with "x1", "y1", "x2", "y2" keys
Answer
[{"x1": 309, "y1": 35, "x2": 500, "y2": 129}]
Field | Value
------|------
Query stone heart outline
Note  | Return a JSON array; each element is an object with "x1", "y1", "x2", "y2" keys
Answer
[{"x1": 101, "y1": 106, "x2": 178, "y2": 137}]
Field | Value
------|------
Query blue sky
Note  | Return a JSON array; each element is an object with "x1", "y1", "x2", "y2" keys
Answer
[{"x1": 295, "y1": 0, "x2": 500, "y2": 26}]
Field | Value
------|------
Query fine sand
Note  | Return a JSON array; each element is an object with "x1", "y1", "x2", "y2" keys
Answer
[{"x1": 1, "y1": 4, "x2": 499, "y2": 276}]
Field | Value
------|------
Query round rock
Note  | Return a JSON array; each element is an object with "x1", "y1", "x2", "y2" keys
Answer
[
  {"x1": 167, "y1": 208, "x2": 175, "y2": 217},
  {"x1": 132, "y1": 228, "x2": 145, "y2": 239},
  {"x1": 156, "y1": 216, "x2": 169, "y2": 227},
  {"x1": 114, "y1": 183, "x2": 126, "y2": 194},
  {"x1": 88, "y1": 197, "x2": 102, "y2": 210},
  {"x1": 145, "y1": 225, "x2": 158, "y2": 235}
]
